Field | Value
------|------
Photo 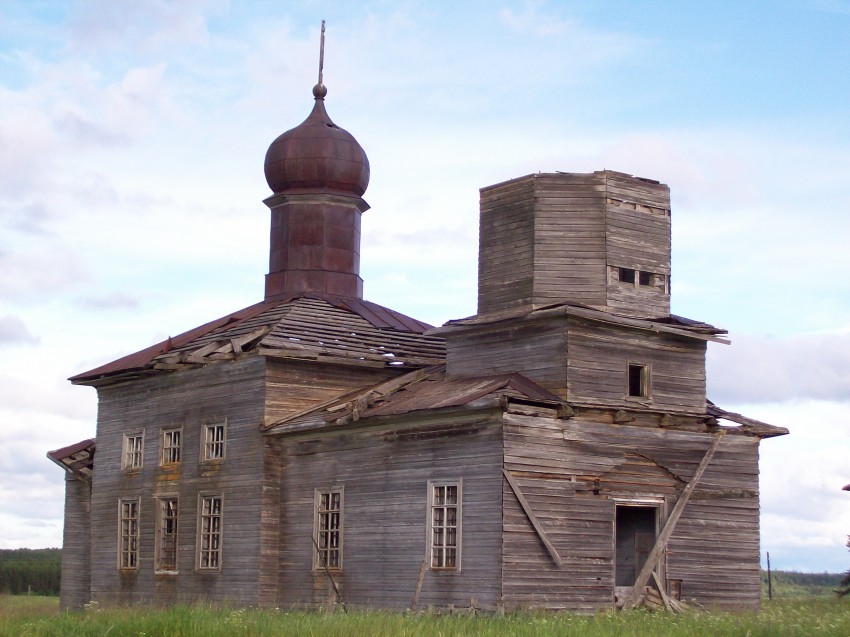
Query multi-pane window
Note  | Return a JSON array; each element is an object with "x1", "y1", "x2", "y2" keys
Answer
[
  {"x1": 160, "y1": 428, "x2": 181, "y2": 465},
  {"x1": 429, "y1": 482, "x2": 461, "y2": 570},
  {"x1": 119, "y1": 498, "x2": 140, "y2": 569},
  {"x1": 155, "y1": 497, "x2": 179, "y2": 572},
  {"x1": 203, "y1": 422, "x2": 226, "y2": 461},
  {"x1": 122, "y1": 433, "x2": 143, "y2": 470},
  {"x1": 198, "y1": 495, "x2": 222, "y2": 570},
  {"x1": 314, "y1": 489, "x2": 342, "y2": 570}
]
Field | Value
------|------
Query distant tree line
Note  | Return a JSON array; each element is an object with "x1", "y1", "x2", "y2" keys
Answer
[
  {"x1": 839, "y1": 536, "x2": 850, "y2": 598},
  {"x1": 761, "y1": 568, "x2": 844, "y2": 597},
  {"x1": 0, "y1": 548, "x2": 61, "y2": 596}
]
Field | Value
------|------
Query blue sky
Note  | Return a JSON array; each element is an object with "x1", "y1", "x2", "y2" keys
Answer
[{"x1": 1, "y1": 0, "x2": 849, "y2": 573}]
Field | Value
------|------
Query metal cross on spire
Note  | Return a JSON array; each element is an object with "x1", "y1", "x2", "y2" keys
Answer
[{"x1": 318, "y1": 19, "x2": 326, "y2": 85}]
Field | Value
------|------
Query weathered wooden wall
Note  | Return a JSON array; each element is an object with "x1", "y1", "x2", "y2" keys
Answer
[
  {"x1": 566, "y1": 318, "x2": 707, "y2": 414},
  {"x1": 275, "y1": 412, "x2": 505, "y2": 610},
  {"x1": 501, "y1": 414, "x2": 761, "y2": 611},
  {"x1": 59, "y1": 474, "x2": 91, "y2": 610},
  {"x1": 603, "y1": 172, "x2": 671, "y2": 318},
  {"x1": 264, "y1": 359, "x2": 397, "y2": 424},
  {"x1": 477, "y1": 172, "x2": 671, "y2": 319},
  {"x1": 445, "y1": 320, "x2": 568, "y2": 398},
  {"x1": 89, "y1": 357, "x2": 268, "y2": 606},
  {"x1": 477, "y1": 177, "x2": 536, "y2": 315}
]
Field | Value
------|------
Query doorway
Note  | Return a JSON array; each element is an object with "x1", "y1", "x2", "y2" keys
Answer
[{"x1": 615, "y1": 505, "x2": 657, "y2": 587}]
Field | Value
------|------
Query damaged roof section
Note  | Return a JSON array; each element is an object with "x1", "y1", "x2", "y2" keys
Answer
[
  {"x1": 264, "y1": 364, "x2": 786, "y2": 439},
  {"x1": 47, "y1": 439, "x2": 95, "y2": 481},
  {"x1": 264, "y1": 364, "x2": 566, "y2": 434},
  {"x1": 70, "y1": 295, "x2": 446, "y2": 386}
]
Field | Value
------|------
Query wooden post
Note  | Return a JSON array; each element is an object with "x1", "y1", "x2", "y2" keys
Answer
[
  {"x1": 622, "y1": 431, "x2": 726, "y2": 610},
  {"x1": 767, "y1": 551, "x2": 773, "y2": 601}
]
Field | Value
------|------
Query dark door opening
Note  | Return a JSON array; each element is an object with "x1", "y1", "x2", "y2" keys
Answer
[{"x1": 615, "y1": 505, "x2": 657, "y2": 587}]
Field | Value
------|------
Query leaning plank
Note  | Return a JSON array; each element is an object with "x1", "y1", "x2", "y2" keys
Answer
[
  {"x1": 410, "y1": 557, "x2": 428, "y2": 610},
  {"x1": 503, "y1": 469, "x2": 564, "y2": 567},
  {"x1": 622, "y1": 431, "x2": 726, "y2": 610},
  {"x1": 650, "y1": 571, "x2": 673, "y2": 612}
]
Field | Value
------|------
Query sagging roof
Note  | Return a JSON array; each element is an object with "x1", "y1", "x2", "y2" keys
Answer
[
  {"x1": 264, "y1": 364, "x2": 566, "y2": 434},
  {"x1": 265, "y1": 365, "x2": 785, "y2": 439},
  {"x1": 47, "y1": 439, "x2": 95, "y2": 481},
  {"x1": 70, "y1": 294, "x2": 446, "y2": 386},
  {"x1": 434, "y1": 301, "x2": 729, "y2": 343},
  {"x1": 706, "y1": 402, "x2": 788, "y2": 438}
]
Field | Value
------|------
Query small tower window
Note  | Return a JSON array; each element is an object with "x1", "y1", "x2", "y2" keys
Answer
[
  {"x1": 628, "y1": 364, "x2": 649, "y2": 398},
  {"x1": 619, "y1": 268, "x2": 636, "y2": 284},
  {"x1": 638, "y1": 271, "x2": 652, "y2": 286}
]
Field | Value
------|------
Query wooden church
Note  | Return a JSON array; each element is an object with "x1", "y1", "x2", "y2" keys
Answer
[{"x1": 49, "y1": 53, "x2": 786, "y2": 612}]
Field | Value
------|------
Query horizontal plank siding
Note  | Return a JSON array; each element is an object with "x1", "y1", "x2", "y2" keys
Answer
[
  {"x1": 276, "y1": 416, "x2": 504, "y2": 610},
  {"x1": 502, "y1": 415, "x2": 762, "y2": 611}
]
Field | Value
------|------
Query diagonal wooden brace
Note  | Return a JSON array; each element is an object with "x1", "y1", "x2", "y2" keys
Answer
[
  {"x1": 503, "y1": 469, "x2": 564, "y2": 567},
  {"x1": 622, "y1": 431, "x2": 726, "y2": 609}
]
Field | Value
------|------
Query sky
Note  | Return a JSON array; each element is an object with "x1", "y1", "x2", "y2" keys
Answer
[{"x1": 1, "y1": 0, "x2": 849, "y2": 573}]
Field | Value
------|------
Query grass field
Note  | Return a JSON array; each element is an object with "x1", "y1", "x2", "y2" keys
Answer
[{"x1": 2, "y1": 595, "x2": 850, "y2": 637}]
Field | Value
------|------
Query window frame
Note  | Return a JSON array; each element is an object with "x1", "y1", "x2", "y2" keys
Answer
[
  {"x1": 426, "y1": 479, "x2": 462, "y2": 571},
  {"x1": 627, "y1": 362, "x2": 651, "y2": 399},
  {"x1": 201, "y1": 420, "x2": 227, "y2": 462},
  {"x1": 155, "y1": 495, "x2": 179, "y2": 574},
  {"x1": 196, "y1": 494, "x2": 223, "y2": 571},
  {"x1": 160, "y1": 427, "x2": 182, "y2": 466},
  {"x1": 313, "y1": 487, "x2": 344, "y2": 572},
  {"x1": 122, "y1": 432, "x2": 144, "y2": 471},
  {"x1": 117, "y1": 497, "x2": 141, "y2": 570}
]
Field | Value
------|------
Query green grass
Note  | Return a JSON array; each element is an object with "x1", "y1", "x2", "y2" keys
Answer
[{"x1": 2, "y1": 595, "x2": 849, "y2": 636}]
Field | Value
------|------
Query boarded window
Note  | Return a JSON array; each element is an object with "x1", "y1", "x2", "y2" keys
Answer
[
  {"x1": 314, "y1": 489, "x2": 343, "y2": 570},
  {"x1": 628, "y1": 364, "x2": 650, "y2": 398},
  {"x1": 122, "y1": 433, "x2": 143, "y2": 470},
  {"x1": 428, "y1": 481, "x2": 461, "y2": 570},
  {"x1": 198, "y1": 495, "x2": 222, "y2": 570},
  {"x1": 118, "y1": 498, "x2": 140, "y2": 569},
  {"x1": 203, "y1": 422, "x2": 226, "y2": 461},
  {"x1": 156, "y1": 497, "x2": 178, "y2": 572},
  {"x1": 160, "y1": 428, "x2": 181, "y2": 465}
]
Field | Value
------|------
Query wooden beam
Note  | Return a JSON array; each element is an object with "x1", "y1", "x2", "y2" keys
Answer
[
  {"x1": 502, "y1": 469, "x2": 563, "y2": 567},
  {"x1": 622, "y1": 431, "x2": 726, "y2": 610}
]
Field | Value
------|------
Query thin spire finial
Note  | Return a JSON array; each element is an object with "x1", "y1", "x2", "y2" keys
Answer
[{"x1": 318, "y1": 19, "x2": 325, "y2": 85}]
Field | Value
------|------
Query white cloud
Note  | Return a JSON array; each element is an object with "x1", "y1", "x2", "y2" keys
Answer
[{"x1": 0, "y1": 314, "x2": 39, "y2": 346}]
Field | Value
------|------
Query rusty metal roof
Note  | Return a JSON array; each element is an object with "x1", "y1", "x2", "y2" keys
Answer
[{"x1": 70, "y1": 294, "x2": 444, "y2": 385}]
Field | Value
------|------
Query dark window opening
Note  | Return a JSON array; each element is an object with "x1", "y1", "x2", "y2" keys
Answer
[
  {"x1": 619, "y1": 268, "x2": 636, "y2": 284},
  {"x1": 639, "y1": 271, "x2": 652, "y2": 286},
  {"x1": 615, "y1": 505, "x2": 657, "y2": 586},
  {"x1": 628, "y1": 364, "x2": 648, "y2": 397}
]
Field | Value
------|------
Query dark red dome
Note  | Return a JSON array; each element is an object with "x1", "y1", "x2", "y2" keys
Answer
[{"x1": 264, "y1": 84, "x2": 370, "y2": 197}]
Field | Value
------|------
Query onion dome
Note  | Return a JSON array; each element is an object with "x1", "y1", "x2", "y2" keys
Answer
[{"x1": 264, "y1": 83, "x2": 370, "y2": 197}]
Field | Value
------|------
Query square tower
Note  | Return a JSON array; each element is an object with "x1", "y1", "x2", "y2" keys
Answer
[{"x1": 478, "y1": 171, "x2": 671, "y2": 318}]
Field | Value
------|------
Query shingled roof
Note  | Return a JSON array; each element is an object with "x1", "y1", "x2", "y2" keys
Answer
[{"x1": 70, "y1": 294, "x2": 446, "y2": 386}]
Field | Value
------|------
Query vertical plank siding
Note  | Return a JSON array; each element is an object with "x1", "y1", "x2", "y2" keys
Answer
[
  {"x1": 275, "y1": 415, "x2": 505, "y2": 610},
  {"x1": 501, "y1": 414, "x2": 762, "y2": 611}
]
